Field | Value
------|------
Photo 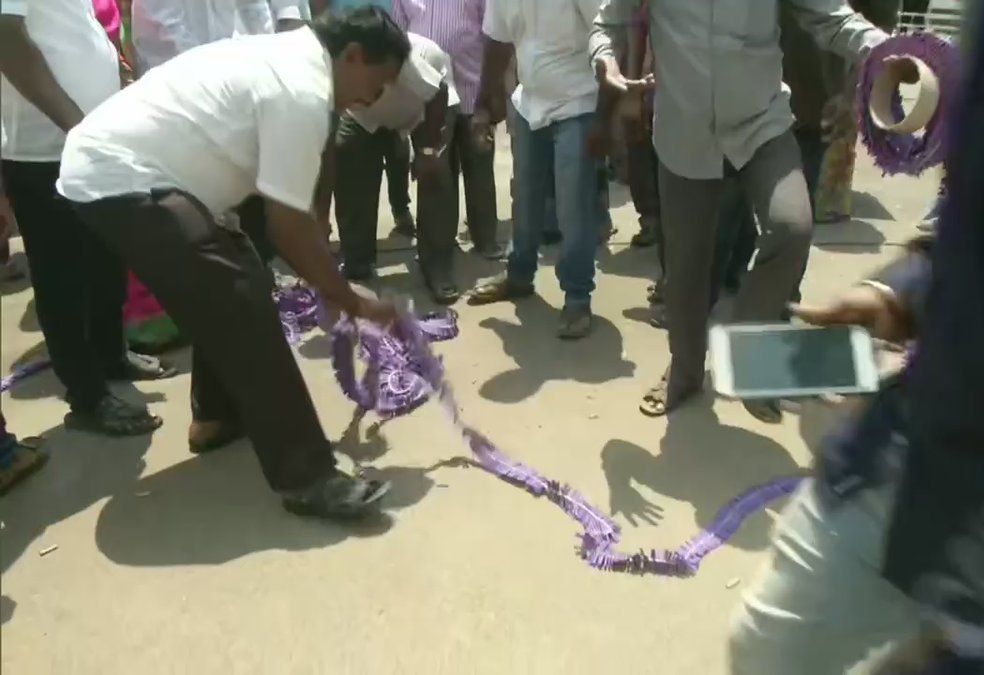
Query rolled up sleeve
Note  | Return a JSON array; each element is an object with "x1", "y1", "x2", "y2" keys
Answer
[
  {"x1": 786, "y1": 0, "x2": 888, "y2": 63},
  {"x1": 589, "y1": 0, "x2": 639, "y2": 64}
]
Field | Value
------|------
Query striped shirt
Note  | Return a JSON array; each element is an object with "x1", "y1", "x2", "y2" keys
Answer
[{"x1": 390, "y1": 0, "x2": 485, "y2": 114}]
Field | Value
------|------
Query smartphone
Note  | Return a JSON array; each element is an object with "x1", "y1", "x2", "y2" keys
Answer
[{"x1": 709, "y1": 323, "x2": 879, "y2": 399}]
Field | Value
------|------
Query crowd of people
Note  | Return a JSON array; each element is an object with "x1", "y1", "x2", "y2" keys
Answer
[{"x1": 1, "y1": 0, "x2": 981, "y2": 672}]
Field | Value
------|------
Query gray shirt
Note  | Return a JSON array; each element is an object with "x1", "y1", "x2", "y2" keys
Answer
[{"x1": 588, "y1": 1, "x2": 887, "y2": 179}]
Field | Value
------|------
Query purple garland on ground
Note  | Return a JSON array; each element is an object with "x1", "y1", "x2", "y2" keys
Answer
[
  {"x1": 328, "y1": 305, "x2": 804, "y2": 578},
  {"x1": 0, "y1": 359, "x2": 52, "y2": 394},
  {"x1": 857, "y1": 32, "x2": 961, "y2": 176}
]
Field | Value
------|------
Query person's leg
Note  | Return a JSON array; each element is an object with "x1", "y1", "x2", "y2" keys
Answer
[
  {"x1": 732, "y1": 132, "x2": 813, "y2": 324},
  {"x1": 77, "y1": 191, "x2": 335, "y2": 491},
  {"x1": 729, "y1": 479, "x2": 922, "y2": 674},
  {"x1": 0, "y1": 411, "x2": 47, "y2": 496},
  {"x1": 384, "y1": 130, "x2": 414, "y2": 232},
  {"x1": 2, "y1": 161, "x2": 108, "y2": 412},
  {"x1": 82, "y1": 207, "x2": 129, "y2": 371},
  {"x1": 626, "y1": 132, "x2": 661, "y2": 248},
  {"x1": 456, "y1": 113, "x2": 501, "y2": 256},
  {"x1": 334, "y1": 114, "x2": 384, "y2": 279},
  {"x1": 552, "y1": 113, "x2": 600, "y2": 336},
  {"x1": 650, "y1": 162, "x2": 723, "y2": 411},
  {"x1": 506, "y1": 113, "x2": 551, "y2": 288},
  {"x1": 413, "y1": 106, "x2": 460, "y2": 302}
]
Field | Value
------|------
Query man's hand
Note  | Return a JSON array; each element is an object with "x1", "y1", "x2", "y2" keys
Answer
[
  {"x1": 791, "y1": 283, "x2": 913, "y2": 343},
  {"x1": 354, "y1": 296, "x2": 398, "y2": 328},
  {"x1": 471, "y1": 109, "x2": 496, "y2": 151},
  {"x1": 594, "y1": 55, "x2": 655, "y2": 95}
]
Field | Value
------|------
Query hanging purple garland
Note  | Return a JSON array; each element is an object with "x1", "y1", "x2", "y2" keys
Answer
[
  {"x1": 857, "y1": 32, "x2": 961, "y2": 176},
  {"x1": 328, "y1": 305, "x2": 804, "y2": 578}
]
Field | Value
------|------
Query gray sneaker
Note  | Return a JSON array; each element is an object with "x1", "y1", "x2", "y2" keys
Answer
[{"x1": 557, "y1": 305, "x2": 592, "y2": 340}]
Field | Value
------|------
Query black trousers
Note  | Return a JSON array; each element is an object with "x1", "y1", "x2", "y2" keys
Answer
[
  {"x1": 73, "y1": 190, "x2": 335, "y2": 491},
  {"x1": 190, "y1": 194, "x2": 274, "y2": 426},
  {"x1": 334, "y1": 115, "x2": 411, "y2": 273},
  {"x1": 2, "y1": 160, "x2": 125, "y2": 411},
  {"x1": 448, "y1": 113, "x2": 498, "y2": 251}
]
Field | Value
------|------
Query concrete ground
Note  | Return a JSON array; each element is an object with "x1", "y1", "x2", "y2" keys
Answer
[{"x1": 0, "y1": 134, "x2": 937, "y2": 674}]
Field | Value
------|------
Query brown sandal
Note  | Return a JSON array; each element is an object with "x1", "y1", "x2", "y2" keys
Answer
[{"x1": 467, "y1": 274, "x2": 534, "y2": 306}]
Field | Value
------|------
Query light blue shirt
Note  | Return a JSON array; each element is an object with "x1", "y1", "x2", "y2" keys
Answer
[{"x1": 331, "y1": 0, "x2": 393, "y2": 12}]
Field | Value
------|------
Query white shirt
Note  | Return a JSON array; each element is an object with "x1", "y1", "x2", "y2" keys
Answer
[
  {"x1": 58, "y1": 28, "x2": 333, "y2": 215},
  {"x1": 350, "y1": 33, "x2": 456, "y2": 134},
  {"x1": 482, "y1": 0, "x2": 601, "y2": 130},
  {"x1": 0, "y1": 0, "x2": 120, "y2": 162},
  {"x1": 233, "y1": 1, "x2": 311, "y2": 36},
  {"x1": 131, "y1": 0, "x2": 274, "y2": 74},
  {"x1": 266, "y1": 0, "x2": 310, "y2": 22}
]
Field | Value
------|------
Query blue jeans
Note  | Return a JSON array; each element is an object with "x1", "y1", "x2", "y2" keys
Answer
[{"x1": 508, "y1": 112, "x2": 600, "y2": 307}]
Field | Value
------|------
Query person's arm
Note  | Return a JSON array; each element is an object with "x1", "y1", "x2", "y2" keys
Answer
[
  {"x1": 785, "y1": 0, "x2": 888, "y2": 64},
  {"x1": 264, "y1": 200, "x2": 392, "y2": 321},
  {"x1": 412, "y1": 82, "x2": 450, "y2": 152},
  {"x1": 793, "y1": 241, "x2": 932, "y2": 343},
  {"x1": 475, "y1": 0, "x2": 515, "y2": 126},
  {"x1": 0, "y1": 15, "x2": 85, "y2": 133}
]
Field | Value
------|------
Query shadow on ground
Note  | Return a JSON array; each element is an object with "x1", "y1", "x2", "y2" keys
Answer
[
  {"x1": 93, "y1": 440, "x2": 395, "y2": 567},
  {"x1": 0, "y1": 423, "x2": 154, "y2": 575},
  {"x1": 601, "y1": 398, "x2": 803, "y2": 551},
  {"x1": 478, "y1": 295, "x2": 636, "y2": 403}
]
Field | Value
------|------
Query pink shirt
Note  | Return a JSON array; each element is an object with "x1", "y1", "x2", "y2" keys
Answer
[
  {"x1": 390, "y1": 0, "x2": 484, "y2": 114},
  {"x1": 92, "y1": 0, "x2": 121, "y2": 47}
]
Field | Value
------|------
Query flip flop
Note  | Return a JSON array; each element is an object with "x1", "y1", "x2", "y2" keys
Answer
[{"x1": 640, "y1": 379, "x2": 671, "y2": 417}]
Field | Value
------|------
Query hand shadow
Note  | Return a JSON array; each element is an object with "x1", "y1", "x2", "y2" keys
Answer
[
  {"x1": 479, "y1": 295, "x2": 636, "y2": 403},
  {"x1": 601, "y1": 401, "x2": 803, "y2": 550}
]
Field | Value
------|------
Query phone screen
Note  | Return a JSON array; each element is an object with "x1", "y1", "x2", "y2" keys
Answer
[{"x1": 729, "y1": 326, "x2": 860, "y2": 393}]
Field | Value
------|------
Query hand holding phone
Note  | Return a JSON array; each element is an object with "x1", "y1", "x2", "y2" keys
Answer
[{"x1": 710, "y1": 323, "x2": 879, "y2": 400}]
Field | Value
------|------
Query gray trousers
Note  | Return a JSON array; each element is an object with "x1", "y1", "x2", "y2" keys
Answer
[
  {"x1": 729, "y1": 477, "x2": 921, "y2": 673},
  {"x1": 659, "y1": 131, "x2": 813, "y2": 396},
  {"x1": 449, "y1": 113, "x2": 498, "y2": 251}
]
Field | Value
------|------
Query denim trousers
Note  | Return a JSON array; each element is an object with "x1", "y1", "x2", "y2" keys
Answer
[{"x1": 507, "y1": 112, "x2": 601, "y2": 307}]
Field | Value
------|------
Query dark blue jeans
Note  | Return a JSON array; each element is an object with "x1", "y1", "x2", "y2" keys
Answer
[{"x1": 508, "y1": 112, "x2": 602, "y2": 308}]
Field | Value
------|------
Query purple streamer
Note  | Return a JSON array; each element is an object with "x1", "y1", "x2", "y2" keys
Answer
[
  {"x1": 857, "y1": 32, "x2": 961, "y2": 176},
  {"x1": 327, "y1": 303, "x2": 804, "y2": 578},
  {"x1": 1, "y1": 359, "x2": 52, "y2": 394}
]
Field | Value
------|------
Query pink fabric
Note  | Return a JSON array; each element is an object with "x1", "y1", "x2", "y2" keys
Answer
[
  {"x1": 92, "y1": 0, "x2": 121, "y2": 46},
  {"x1": 123, "y1": 272, "x2": 166, "y2": 325},
  {"x1": 390, "y1": 0, "x2": 485, "y2": 114}
]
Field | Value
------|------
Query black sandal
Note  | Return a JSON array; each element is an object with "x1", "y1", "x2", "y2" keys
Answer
[
  {"x1": 65, "y1": 394, "x2": 163, "y2": 436},
  {"x1": 281, "y1": 470, "x2": 390, "y2": 520}
]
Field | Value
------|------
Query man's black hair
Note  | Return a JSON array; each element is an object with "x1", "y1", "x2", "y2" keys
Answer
[{"x1": 311, "y1": 6, "x2": 411, "y2": 65}]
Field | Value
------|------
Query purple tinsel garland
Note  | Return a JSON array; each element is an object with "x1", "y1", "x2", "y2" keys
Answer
[
  {"x1": 0, "y1": 359, "x2": 52, "y2": 394},
  {"x1": 857, "y1": 32, "x2": 961, "y2": 176},
  {"x1": 328, "y1": 305, "x2": 804, "y2": 578}
]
